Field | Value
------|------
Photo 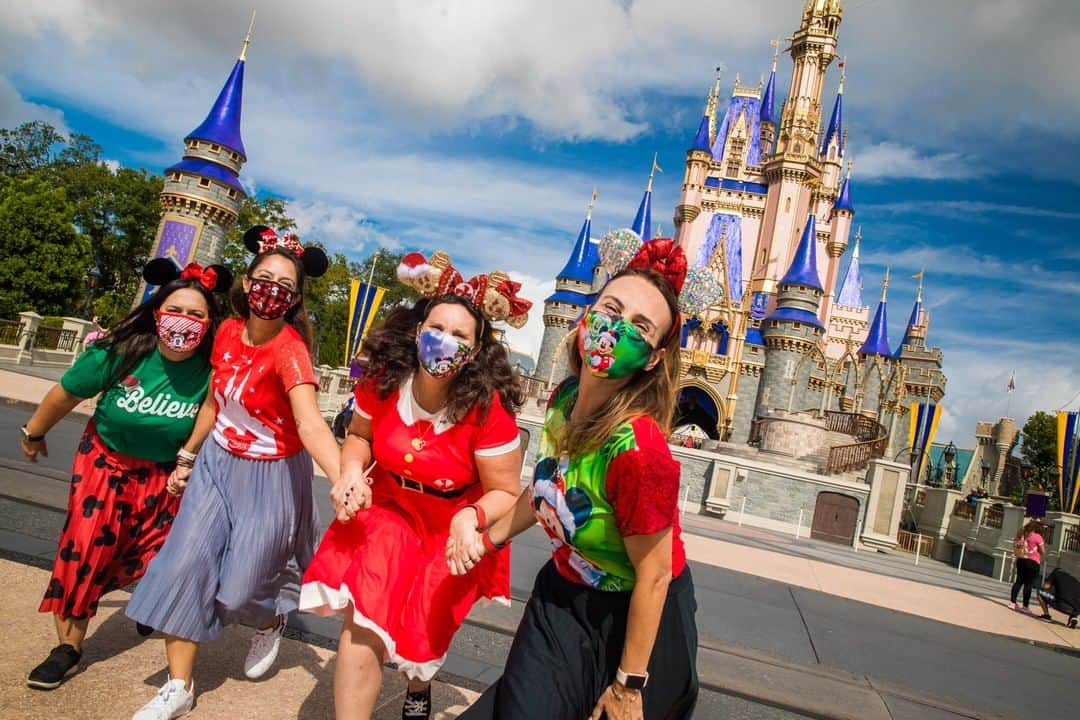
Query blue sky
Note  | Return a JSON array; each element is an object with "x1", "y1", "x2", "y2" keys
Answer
[{"x1": 1, "y1": 0, "x2": 1077, "y2": 442}]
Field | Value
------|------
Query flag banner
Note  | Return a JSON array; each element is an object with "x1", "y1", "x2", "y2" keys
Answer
[
  {"x1": 345, "y1": 280, "x2": 385, "y2": 365},
  {"x1": 908, "y1": 401, "x2": 942, "y2": 483},
  {"x1": 1056, "y1": 411, "x2": 1079, "y2": 514}
]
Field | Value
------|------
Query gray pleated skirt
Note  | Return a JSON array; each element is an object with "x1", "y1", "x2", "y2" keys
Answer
[{"x1": 125, "y1": 439, "x2": 320, "y2": 642}]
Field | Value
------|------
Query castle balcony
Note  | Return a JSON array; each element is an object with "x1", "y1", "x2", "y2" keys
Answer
[{"x1": 679, "y1": 348, "x2": 728, "y2": 382}]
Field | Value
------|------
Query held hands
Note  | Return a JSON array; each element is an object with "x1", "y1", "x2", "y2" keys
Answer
[
  {"x1": 166, "y1": 465, "x2": 192, "y2": 496},
  {"x1": 590, "y1": 683, "x2": 643, "y2": 720},
  {"x1": 331, "y1": 461, "x2": 375, "y2": 523},
  {"x1": 20, "y1": 437, "x2": 48, "y2": 462},
  {"x1": 445, "y1": 507, "x2": 485, "y2": 577}
]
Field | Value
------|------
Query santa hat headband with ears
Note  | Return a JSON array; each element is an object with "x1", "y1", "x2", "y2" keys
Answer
[
  {"x1": 396, "y1": 250, "x2": 532, "y2": 329},
  {"x1": 598, "y1": 229, "x2": 723, "y2": 318},
  {"x1": 242, "y1": 225, "x2": 329, "y2": 278},
  {"x1": 143, "y1": 258, "x2": 232, "y2": 293}
]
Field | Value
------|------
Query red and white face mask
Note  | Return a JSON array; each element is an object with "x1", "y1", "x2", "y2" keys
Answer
[
  {"x1": 155, "y1": 311, "x2": 209, "y2": 352},
  {"x1": 247, "y1": 278, "x2": 296, "y2": 320}
]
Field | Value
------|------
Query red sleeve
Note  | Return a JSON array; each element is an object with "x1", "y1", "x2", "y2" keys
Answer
[
  {"x1": 474, "y1": 393, "x2": 521, "y2": 456},
  {"x1": 275, "y1": 330, "x2": 317, "y2": 392},
  {"x1": 606, "y1": 417, "x2": 681, "y2": 537},
  {"x1": 352, "y1": 378, "x2": 381, "y2": 419}
]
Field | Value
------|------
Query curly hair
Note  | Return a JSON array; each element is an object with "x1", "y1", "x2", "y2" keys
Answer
[
  {"x1": 360, "y1": 294, "x2": 524, "y2": 424},
  {"x1": 229, "y1": 249, "x2": 315, "y2": 347}
]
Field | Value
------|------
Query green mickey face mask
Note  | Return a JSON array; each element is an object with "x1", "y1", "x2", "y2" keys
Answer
[{"x1": 576, "y1": 309, "x2": 654, "y2": 379}]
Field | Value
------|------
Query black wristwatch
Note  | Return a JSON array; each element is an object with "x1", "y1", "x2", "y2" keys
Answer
[
  {"x1": 21, "y1": 425, "x2": 45, "y2": 442},
  {"x1": 615, "y1": 668, "x2": 648, "y2": 690}
]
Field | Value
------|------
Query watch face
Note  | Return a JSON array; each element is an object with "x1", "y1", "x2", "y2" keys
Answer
[{"x1": 621, "y1": 673, "x2": 648, "y2": 690}]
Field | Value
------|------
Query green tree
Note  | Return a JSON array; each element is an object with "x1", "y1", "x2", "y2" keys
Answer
[
  {"x1": 0, "y1": 176, "x2": 90, "y2": 317},
  {"x1": 1021, "y1": 410, "x2": 1060, "y2": 507},
  {"x1": 0, "y1": 121, "x2": 65, "y2": 176}
]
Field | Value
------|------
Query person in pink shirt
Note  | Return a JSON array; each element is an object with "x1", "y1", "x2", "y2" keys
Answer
[{"x1": 1009, "y1": 522, "x2": 1046, "y2": 612}]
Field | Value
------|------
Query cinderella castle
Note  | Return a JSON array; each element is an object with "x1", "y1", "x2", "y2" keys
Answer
[{"x1": 535, "y1": 0, "x2": 946, "y2": 476}]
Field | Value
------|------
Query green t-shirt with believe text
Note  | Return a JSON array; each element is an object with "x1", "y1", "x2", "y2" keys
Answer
[{"x1": 61, "y1": 345, "x2": 210, "y2": 462}]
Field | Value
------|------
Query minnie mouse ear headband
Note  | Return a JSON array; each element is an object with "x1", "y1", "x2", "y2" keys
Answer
[
  {"x1": 242, "y1": 225, "x2": 329, "y2": 278},
  {"x1": 598, "y1": 229, "x2": 723, "y2": 317},
  {"x1": 396, "y1": 251, "x2": 533, "y2": 329},
  {"x1": 143, "y1": 258, "x2": 232, "y2": 293}
]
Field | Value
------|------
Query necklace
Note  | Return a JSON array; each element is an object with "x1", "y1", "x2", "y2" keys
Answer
[{"x1": 411, "y1": 422, "x2": 435, "y2": 452}]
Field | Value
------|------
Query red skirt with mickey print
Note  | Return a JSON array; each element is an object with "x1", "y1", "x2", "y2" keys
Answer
[{"x1": 39, "y1": 421, "x2": 180, "y2": 620}]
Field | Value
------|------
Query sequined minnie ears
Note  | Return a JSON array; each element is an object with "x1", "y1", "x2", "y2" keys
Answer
[
  {"x1": 396, "y1": 251, "x2": 532, "y2": 328},
  {"x1": 242, "y1": 225, "x2": 329, "y2": 278},
  {"x1": 143, "y1": 258, "x2": 232, "y2": 293},
  {"x1": 598, "y1": 229, "x2": 723, "y2": 316}
]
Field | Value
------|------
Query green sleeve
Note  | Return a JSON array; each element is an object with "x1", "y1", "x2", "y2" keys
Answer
[{"x1": 60, "y1": 345, "x2": 119, "y2": 399}]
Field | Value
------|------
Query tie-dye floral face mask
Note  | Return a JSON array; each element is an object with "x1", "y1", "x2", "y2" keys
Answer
[{"x1": 417, "y1": 329, "x2": 472, "y2": 378}]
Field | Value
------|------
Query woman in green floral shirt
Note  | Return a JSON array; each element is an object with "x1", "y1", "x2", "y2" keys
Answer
[{"x1": 458, "y1": 235, "x2": 705, "y2": 720}]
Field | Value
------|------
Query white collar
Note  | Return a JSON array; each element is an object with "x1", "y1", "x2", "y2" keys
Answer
[{"x1": 398, "y1": 374, "x2": 454, "y2": 435}]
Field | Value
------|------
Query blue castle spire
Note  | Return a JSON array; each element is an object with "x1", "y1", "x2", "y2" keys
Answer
[
  {"x1": 760, "y1": 48, "x2": 778, "y2": 125},
  {"x1": 896, "y1": 272, "x2": 926, "y2": 355},
  {"x1": 185, "y1": 34, "x2": 249, "y2": 159},
  {"x1": 692, "y1": 114, "x2": 711, "y2": 151},
  {"x1": 836, "y1": 225, "x2": 864, "y2": 306},
  {"x1": 780, "y1": 214, "x2": 823, "y2": 291},
  {"x1": 556, "y1": 190, "x2": 600, "y2": 284},
  {"x1": 834, "y1": 165, "x2": 853, "y2": 213},
  {"x1": 820, "y1": 68, "x2": 844, "y2": 158},
  {"x1": 631, "y1": 154, "x2": 659, "y2": 240},
  {"x1": 859, "y1": 270, "x2": 892, "y2": 357}
]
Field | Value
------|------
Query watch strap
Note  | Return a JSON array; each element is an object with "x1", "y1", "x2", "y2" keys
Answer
[
  {"x1": 615, "y1": 668, "x2": 648, "y2": 689},
  {"x1": 21, "y1": 425, "x2": 45, "y2": 442}
]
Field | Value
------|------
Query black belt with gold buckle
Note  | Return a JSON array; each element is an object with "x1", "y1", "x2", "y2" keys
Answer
[{"x1": 391, "y1": 472, "x2": 468, "y2": 499}]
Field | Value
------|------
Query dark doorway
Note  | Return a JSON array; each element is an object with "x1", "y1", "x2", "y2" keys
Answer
[
  {"x1": 811, "y1": 492, "x2": 859, "y2": 545},
  {"x1": 674, "y1": 387, "x2": 720, "y2": 440}
]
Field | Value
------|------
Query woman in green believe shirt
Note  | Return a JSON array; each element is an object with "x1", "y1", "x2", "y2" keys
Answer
[{"x1": 19, "y1": 259, "x2": 230, "y2": 691}]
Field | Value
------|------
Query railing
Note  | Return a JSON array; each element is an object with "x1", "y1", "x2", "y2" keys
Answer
[
  {"x1": 822, "y1": 410, "x2": 885, "y2": 442},
  {"x1": 896, "y1": 529, "x2": 934, "y2": 557},
  {"x1": 825, "y1": 435, "x2": 887, "y2": 475},
  {"x1": 952, "y1": 502, "x2": 976, "y2": 521},
  {"x1": 982, "y1": 504, "x2": 1004, "y2": 529},
  {"x1": 31, "y1": 326, "x2": 78, "y2": 352},
  {"x1": 0, "y1": 319, "x2": 20, "y2": 345},
  {"x1": 1064, "y1": 526, "x2": 1080, "y2": 553}
]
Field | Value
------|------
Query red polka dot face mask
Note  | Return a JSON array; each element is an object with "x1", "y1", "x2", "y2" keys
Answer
[{"x1": 247, "y1": 278, "x2": 296, "y2": 320}]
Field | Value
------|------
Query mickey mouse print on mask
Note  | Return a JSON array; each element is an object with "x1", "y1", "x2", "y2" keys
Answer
[
  {"x1": 577, "y1": 308, "x2": 654, "y2": 380},
  {"x1": 417, "y1": 329, "x2": 472, "y2": 379}
]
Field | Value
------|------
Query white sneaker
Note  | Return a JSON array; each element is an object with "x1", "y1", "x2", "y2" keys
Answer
[
  {"x1": 131, "y1": 677, "x2": 194, "y2": 720},
  {"x1": 244, "y1": 615, "x2": 285, "y2": 679}
]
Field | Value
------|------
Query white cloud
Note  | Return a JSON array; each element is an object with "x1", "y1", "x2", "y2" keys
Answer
[
  {"x1": 496, "y1": 272, "x2": 551, "y2": 360},
  {"x1": 0, "y1": 76, "x2": 68, "y2": 135},
  {"x1": 852, "y1": 142, "x2": 979, "y2": 181},
  {"x1": 289, "y1": 200, "x2": 402, "y2": 254}
]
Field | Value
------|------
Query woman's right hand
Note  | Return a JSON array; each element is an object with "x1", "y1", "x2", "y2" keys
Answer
[
  {"x1": 20, "y1": 437, "x2": 48, "y2": 462},
  {"x1": 166, "y1": 465, "x2": 192, "y2": 496},
  {"x1": 331, "y1": 463, "x2": 374, "y2": 523}
]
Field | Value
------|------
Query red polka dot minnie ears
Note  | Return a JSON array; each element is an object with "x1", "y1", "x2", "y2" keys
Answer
[{"x1": 242, "y1": 225, "x2": 329, "y2": 278}]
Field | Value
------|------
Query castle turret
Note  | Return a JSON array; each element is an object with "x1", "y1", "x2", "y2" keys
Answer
[
  {"x1": 835, "y1": 224, "x2": 862, "y2": 307},
  {"x1": 673, "y1": 84, "x2": 714, "y2": 240},
  {"x1": 896, "y1": 272, "x2": 928, "y2": 353},
  {"x1": 759, "y1": 43, "x2": 780, "y2": 156},
  {"x1": 631, "y1": 156, "x2": 659, "y2": 242},
  {"x1": 137, "y1": 19, "x2": 253, "y2": 304},
  {"x1": 535, "y1": 191, "x2": 600, "y2": 385},
  {"x1": 822, "y1": 162, "x2": 854, "y2": 314},
  {"x1": 859, "y1": 270, "x2": 891, "y2": 358},
  {"x1": 857, "y1": 270, "x2": 892, "y2": 414},
  {"x1": 757, "y1": 214, "x2": 825, "y2": 413}
]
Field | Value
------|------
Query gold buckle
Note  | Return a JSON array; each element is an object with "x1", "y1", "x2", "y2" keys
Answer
[{"x1": 400, "y1": 476, "x2": 424, "y2": 493}]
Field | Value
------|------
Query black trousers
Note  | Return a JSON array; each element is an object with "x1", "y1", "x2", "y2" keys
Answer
[
  {"x1": 1011, "y1": 558, "x2": 1041, "y2": 606},
  {"x1": 459, "y1": 561, "x2": 699, "y2": 720}
]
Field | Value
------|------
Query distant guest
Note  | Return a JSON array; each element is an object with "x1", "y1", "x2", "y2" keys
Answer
[{"x1": 1009, "y1": 522, "x2": 1046, "y2": 612}]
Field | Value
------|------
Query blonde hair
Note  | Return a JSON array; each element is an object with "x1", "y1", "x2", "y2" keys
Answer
[{"x1": 559, "y1": 268, "x2": 681, "y2": 459}]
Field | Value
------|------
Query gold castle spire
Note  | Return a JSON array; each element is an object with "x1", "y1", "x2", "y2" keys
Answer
[
  {"x1": 240, "y1": 9, "x2": 256, "y2": 61},
  {"x1": 586, "y1": 186, "x2": 598, "y2": 220},
  {"x1": 646, "y1": 152, "x2": 662, "y2": 192},
  {"x1": 881, "y1": 267, "x2": 890, "y2": 303}
]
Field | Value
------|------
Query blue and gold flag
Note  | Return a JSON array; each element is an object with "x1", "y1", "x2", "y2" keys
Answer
[
  {"x1": 908, "y1": 401, "x2": 942, "y2": 483},
  {"x1": 1057, "y1": 411, "x2": 1079, "y2": 514},
  {"x1": 345, "y1": 280, "x2": 385, "y2": 365}
]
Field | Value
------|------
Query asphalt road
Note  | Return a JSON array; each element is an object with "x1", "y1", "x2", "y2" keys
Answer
[{"x1": 3, "y1": 405, "x2": 1078, "y2": 719}]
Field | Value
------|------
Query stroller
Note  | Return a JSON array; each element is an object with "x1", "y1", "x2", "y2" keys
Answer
[{"x1": 1038, "y1": 568, "x2": 1080, "y2": 629}]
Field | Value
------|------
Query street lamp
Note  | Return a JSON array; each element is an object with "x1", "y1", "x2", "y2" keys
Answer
[
  {"x1": 980, "y1": 460, "x2": 990, "y2": 489},
  {"x1": 82, "y1": 266, "x2": 101, "y2": 319},
  {"x1": 943, "y1": 441, "x2": 958, "y2": 488}
]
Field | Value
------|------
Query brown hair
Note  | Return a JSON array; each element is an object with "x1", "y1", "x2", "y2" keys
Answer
[
  {"x1": 559, "y1": 267, "x2": 681, "y2": 458},
  {"x1": 229, "y1": 249, "x2": 315, "y2": 347},
  {"x1": 360, "y1": 294, "x2": 524, "y2": 424}
]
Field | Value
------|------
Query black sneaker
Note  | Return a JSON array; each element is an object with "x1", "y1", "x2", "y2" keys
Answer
[
  {"x1": 136, "y1": 622, "x2": 154, "y2": 637},
  {"x1": 402, "y1": 683, "x2": 431, "y2": 719},
  {"x1": 27, "y1": 644, "x2": 82, "y2": 690},
  {"x1": 1069, "y1": 617, "x2": 1078, "y2": 629},
  {"x1": 1039, "y1": 612, "x2": 1053, "y2": 621}
]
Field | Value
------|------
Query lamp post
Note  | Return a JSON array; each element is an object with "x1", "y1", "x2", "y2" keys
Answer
[
  {"x1": 82, "y1": 266, "x2": 101, "y2": 319},
  {"x1": 943, "y1": 441, "x2": 958, "y2": 489},
  {"x1": 980, "y1": 460, "x2": 991, "y2": 492},
  {"x1": 308, "y1": 310, "x2": 320, "y2": 365}
]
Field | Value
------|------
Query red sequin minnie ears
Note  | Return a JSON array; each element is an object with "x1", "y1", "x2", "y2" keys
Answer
[
  {"x1": 242, "y1": 225, "x2": 329, "y2": 278},
  {"x1": 396, "y1": 250, "x2": 532, "y2": 329},
  {"x1": 143, "y1": 258, "x2": 232, "y2": 292}
]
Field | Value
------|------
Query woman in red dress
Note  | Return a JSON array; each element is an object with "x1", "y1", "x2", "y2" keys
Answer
[{"x1": 300, "y1": 251, "x2": 532, "y2": 720}]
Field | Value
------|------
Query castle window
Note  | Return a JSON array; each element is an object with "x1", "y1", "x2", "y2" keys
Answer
[
  {"x1": 784, "y1": 197, "x2": 792, "y2": 213},
  {"x1": 209, "y1": 143, "x2": 221, "y2": 153},
  {"x1": 227, "y1": 189, "x2": 238, "y2": 199},
  {"x1": 170, "y1": 172, "x2": 181, "y2": 182},
  {"x1": 793, "y1": 322, "x2": 802, "y2": 330},
  {"x1": 231, "y1": 152, "x2": 240, "y2": 161},
  {"x1": 726, "y1": 138, "x2": 745, "y2": 177},
  {"x1": 198, "y1": 178, "x2": 211, "y2": 188}
]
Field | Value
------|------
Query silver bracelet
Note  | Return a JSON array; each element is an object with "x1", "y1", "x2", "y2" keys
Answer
[{"x1": 176, "y1": 448, "x2": 197, "y2": 463}]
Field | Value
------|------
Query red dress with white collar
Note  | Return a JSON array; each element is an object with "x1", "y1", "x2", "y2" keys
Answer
[{"x1": 300, "y1": 375, "x2": 520, "y2": 680}]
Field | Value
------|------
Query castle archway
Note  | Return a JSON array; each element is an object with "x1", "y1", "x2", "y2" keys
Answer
[{"x1": 674, "y1": 381, "x2": 726, "y2": 440}]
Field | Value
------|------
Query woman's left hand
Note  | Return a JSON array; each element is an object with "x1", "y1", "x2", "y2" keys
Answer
[
  {"x1": 445, "y1": 507, "x2": 483, "y2": 576},
  {"x1": 590, "y1": 684, "x2": 643, "y2": 720}
]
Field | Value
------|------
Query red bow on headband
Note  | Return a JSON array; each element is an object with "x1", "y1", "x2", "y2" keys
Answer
[
  {"x1": 180, "y1": 262, "x2": 218, "y2": 291},
  {"x1": 495, "y1": 279, "x2": 533, "y2": 318},
  {"x1": 627, "y1": 238, "x2": 688, "y2": 294},
  {"x1": 258, "y1": 229, "x2": 305, "y2": 256}
]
